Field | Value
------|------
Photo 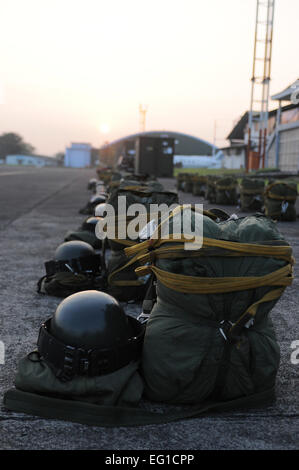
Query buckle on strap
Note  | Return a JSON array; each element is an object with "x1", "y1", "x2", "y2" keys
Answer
[
  {"x1": 137, "y1": 312, "x2": 150, "y2": 324},
  {"x1": 45, "y1": 255, "x2": 101, "y2": 276},
  {"x1": 77, "y1": 348, "x2": 92, "y2": 375},
  {"x1": 64, "y1": 263, "x2": 76, "y2": 274},
  {"x1": 59, "y1": 347, "x2": 112, "y2": 380},
  {"x1": 89, "y1": 348, "x2": 114, "y2": 375},
  {"x1": 219, "y1": 320, "x2": 235, "y2": 342},
  {"x1": 219, "y1": 315, "x2": 255, "y2": 342},
  {"x1": 55, "y1": 345, "x2": 77, "y2": 382}
]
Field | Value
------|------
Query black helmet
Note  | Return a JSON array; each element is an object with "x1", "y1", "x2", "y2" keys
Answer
[
  {"x1": 37, "y1": 290, "x2": 144, "y2": 380},
  {"x1": 55, "y1": 240, "x2": 95, "y2": 261},
  {"x1": 206, "y1": 208, "x2": 230, "y2": 222},
  {"x1": 90, "y1": 194, "x2": 106, "y2": 205},
  {"x1": 87, "y1": 178, "x2": 98, "y2": 190},
  {"x1": 81, "y1": 216, "x2": 101, "y2": 233},
  {"x1": 97, "y1": 191, "x2": 108, "y2": 199},
  {"x1": 79, "y1": 194, "x2": 107, "y2": 216},
  {"x1": 45, "y1": 241, "x2": 101, "y2": 276},
  {"x1": 94, "y1": 203, "x2": 108, "y2": 217}
]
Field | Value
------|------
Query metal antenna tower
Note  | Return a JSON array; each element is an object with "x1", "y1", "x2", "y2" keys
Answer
[
  {"x1": 139, "y1": 104, "x2": 148, "y2": 132},
  {"x1": 247, "y1": 0, "x2": 275, "y2": 170}
]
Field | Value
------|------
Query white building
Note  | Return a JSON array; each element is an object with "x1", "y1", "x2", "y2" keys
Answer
[
  {"x1": 267, "y1": 79, "x2": 299, "y2": 171},
  {"x1": 225, "y1": 79, "x2": 299, "y2": 171},
  {"x1": 174, "y1": 152, "x2": 223, "y2": 169},
  {"x1": 65, "y1": 143, "x2": 91, "y2": 168},
  {"x1": 6, "y1": 154, "x2": 57, "y2": 167},
  {"x1": 219, "y1": 145, "x2": 246, "y2": 170}
]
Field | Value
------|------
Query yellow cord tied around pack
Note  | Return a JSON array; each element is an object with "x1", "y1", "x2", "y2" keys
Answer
[
  {"x1": 216, "y1": 183, "x2": 237, "y2": 191},
  {"x1": 265, "y1": 181, "x2": 298, "y2": 202},
  {"x1": 124, "y1": 205, "x2": 294, "y2": 336},
  {"x1": 240, "y1": 187, "x2": 264, "y2": 195}
]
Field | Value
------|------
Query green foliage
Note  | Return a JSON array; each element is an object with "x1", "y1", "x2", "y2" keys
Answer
[
  {"x1": 0, "y1": 132, "x2": 35, "y2": 159},
  {"x1": 174, "y1": 167, "x2": 242, "y2": 177}
]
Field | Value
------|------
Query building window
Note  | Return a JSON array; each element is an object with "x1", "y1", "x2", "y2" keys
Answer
[{"x1": 281, "y1": 107, "x2": 299, "y2": 125}]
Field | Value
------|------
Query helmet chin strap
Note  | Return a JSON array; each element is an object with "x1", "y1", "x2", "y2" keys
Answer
[
  {"x1": 37, "y1": 317, "x2": 145, "y2": 382},
  {"x1": 44, "y1": 254, "x2": 102, "y2": 276}
]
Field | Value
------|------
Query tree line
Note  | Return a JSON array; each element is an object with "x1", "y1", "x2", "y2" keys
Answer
[{"x1": 0, "y1": 132, "x2": 35, "y2": 159}]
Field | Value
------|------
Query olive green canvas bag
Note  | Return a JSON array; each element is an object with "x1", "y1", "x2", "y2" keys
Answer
[
  {"x1": 125, "y1": 207, "x2": 293, "y2": 405},
  {"x1": 240, "y1": 177, "x2": 265, "y2": 212},
  {"x1": 264, "y1": 181, "x2": 298, "y2": 221}
]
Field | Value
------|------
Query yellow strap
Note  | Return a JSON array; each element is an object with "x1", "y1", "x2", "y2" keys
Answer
[
  {"x1": 125, "y1": 235, "x2": 293, "y2": 263},
  {"x1": 232, "y1": 287, "x2": 285, "y2": 330},
  {"x1": 267, "y1": 181, "x2": 297, "y2": 190},
  {"x1": 132, "y1": 244, "x2": 294, "y2": 267},
  {"x1": 135, "y1": 263, "x2": 293, "y2": 294},
  {"x1": 240, "y1": 188, "x2": 264, "y2": 195},
  {"x1": 109, "y1": 239, "x2": 137, "y2": 247},
  {"x1": 266, "y1": 192, "x2": 297, "y2": 201},
  {"x1": 108, "y1": 279, "x2": 143, "y2": 287},
  {"x1": 124, "y1": 204, "x2": 293, "y2": 276},
  {"x1": 216, "y1": 184, "x2": 237, "y2": 190},
  {"x1": 108, "y1": 181, "x2": 120, "y2": 188},
  {"x1": 120, "y1": 185, "x2": 149, "y2": 192},
  {"x1": 123, "y1": 204, "x2": 294, "y2": 336},
  {"x1": 265, "y1": 181, "x2": 298, "y2": 201},
  {"x1": 107, "y1": 252, "x2": 144, "y2": 287}
]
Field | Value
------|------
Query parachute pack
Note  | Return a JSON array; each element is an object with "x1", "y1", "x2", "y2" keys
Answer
[
  {"x1": 125, "y1": 207, "x2": 293, "y2": 405},
  {"x1": 4, "y1": 166, "x2": 295, "y2": 428},
  {"x1": 239, "y1": 177, "x2": 265, "y2": 212},
  {"x1": 264, "y1": 181, "x2": 298, "y2": 221},
  {"x1": 64, "y1": 216, "x2": 102, "y2": 249},
  {"x1": 192, "y1": 175, "x2": 208, "y2": 197},
  {"x1": 215, "y1": 176, "x2": 238, "y2": 205},
  {"x1": 105, "y1": 185, "x2": 179, "y2": 301},
  {"x1": 205, "y1": 175, "x2": 219, "y2": 203},
  {"x1": 5, "y1": 205, "x2": 293, "y2": 427}
]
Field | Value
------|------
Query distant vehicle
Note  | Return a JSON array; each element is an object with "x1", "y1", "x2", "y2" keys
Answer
[{"x1": 173, "y1": 151, "x2": 224, "y2": 169}]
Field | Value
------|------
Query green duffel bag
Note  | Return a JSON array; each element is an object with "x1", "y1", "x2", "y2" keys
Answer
[
  {"x1": 106, "y1": 188, "x2": 179, "y2": 251},
  {"x1": 192, "y1": 176, "x2": 207, "y2": 196},
  {"x1": 264, "y1": 181, "x2": 298, "y2": 221},
  {"x1": 240, "y1": 178, "x2": 265, "y2": 212},
  {"x1": 38, "y1": 271, "x2": 103, "y2": 298},
  {"x1": 205, "y1": 175, "x2": 219, "y2": 203},
  {"x1": 105, "y1": 206, "x2": 230, "y2": 302},
  {"x1": 96, "y1": 170, "x2": 121, "y2": 185},
  {"x1": 64, "y1": 216, "x2": 102, "y2": 249},
  {"x1": 106, "y1": 249, "x2": 150, "y2": 302},
  {"x1": 109, "y1": 179, "x2": 165, "y2": 196},
  {"x1": 37, "y1": 241, "x2": 105, "y2": 298},
  {"x1": 122, "y1": 173, "x2": 157, "y2": 182},
  {"x1": 10, "y1": 291, "x2": 144, "y2": 413},
  {"x1": 176, "y1": 173, "x2": 187, "y2": 191},
  {"x1": 126, "y1": 206, "x2": 293, "y2": 405},
  {"x1": 215, "y1": 176, "x2": 238, "y2": 205},
  {"x1": 182, "y1": 174, "x2": 194, "y2": 193},
  {"x1": 13, "y1": 353, "x2": 143, "y2": 407},
  {"x1": 64, "y1": 230, "x2": 101, "y2": 249}
]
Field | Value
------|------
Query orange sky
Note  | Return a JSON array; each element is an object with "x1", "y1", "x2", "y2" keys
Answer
[{"x1": 0, "y1": 0, "x2": 298, "y2": 155}]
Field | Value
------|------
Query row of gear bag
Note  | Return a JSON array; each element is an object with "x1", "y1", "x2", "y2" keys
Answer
[{"x1": 4, "y1": 205, "x2": 294, "y2": 426}]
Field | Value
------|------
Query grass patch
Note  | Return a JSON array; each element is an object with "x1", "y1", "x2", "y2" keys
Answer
[
  {"x1": 173, "y1": 168, "x2": 299, "y2": 192},
  {"x1": 173, "y1": 168, "x2": 243, "y2": 177}
]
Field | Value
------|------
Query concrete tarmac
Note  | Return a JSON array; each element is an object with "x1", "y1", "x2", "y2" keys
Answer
[{"x1": 0, "y1": 167, "x2": 298, "y2": 450}]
